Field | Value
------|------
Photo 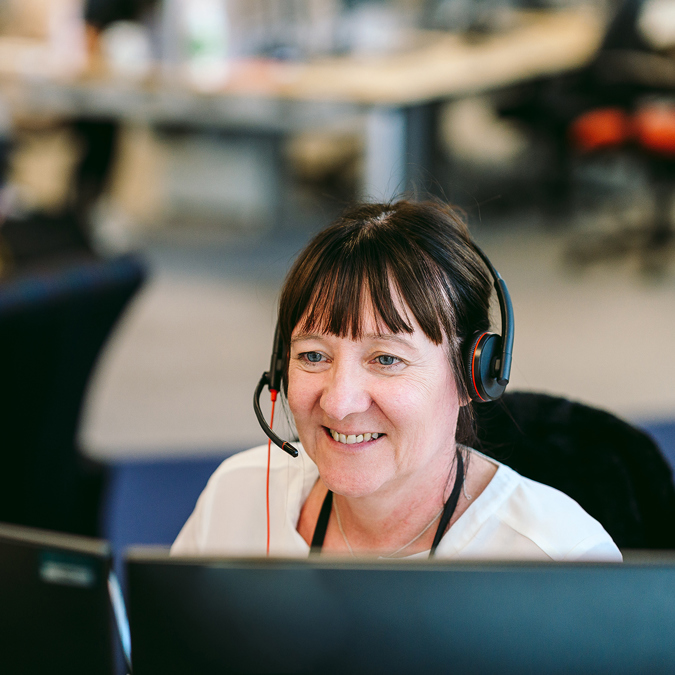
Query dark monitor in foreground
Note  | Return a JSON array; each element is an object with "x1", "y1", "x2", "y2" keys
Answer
[
  {"x1": 0, "y1": 522, "x2": 116, "y2": 675},
  {"x1": 127, "y1": 551, "x2": 675, "y2": 675}
]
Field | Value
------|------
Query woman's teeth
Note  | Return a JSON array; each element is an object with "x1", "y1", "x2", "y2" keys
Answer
[{"x1": 329, "y1": 429, "x2": 380, "y2": 444}]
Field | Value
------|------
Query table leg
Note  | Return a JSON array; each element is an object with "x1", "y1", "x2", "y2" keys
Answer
[
  {"x1": 213, "y1": 128, "x2": 287, "y2": 233},
  {"x1": 404, "y1": 102, "x2": 443, "y2": 198},
  {"x1": 362, "y1": 106, "x2": 406, "y2": 202},
  {"x1": 362, "y1": 102, "x2": 441, "y2": 202}
]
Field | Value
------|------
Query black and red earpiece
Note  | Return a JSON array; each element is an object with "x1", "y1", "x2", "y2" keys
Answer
[
  {"x1": 253, "y1": 323, "x2": 298, "y2": 457},
  {"x1": 464, "y1": 244, "x2": 514, "y2": 403}
]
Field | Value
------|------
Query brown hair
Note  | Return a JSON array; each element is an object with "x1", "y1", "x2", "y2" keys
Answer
[{"x1": 278, "y1": 200, "x2": 492, "y2": 444}]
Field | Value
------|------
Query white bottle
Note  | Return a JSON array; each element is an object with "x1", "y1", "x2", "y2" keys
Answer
[{"x1": 180, "y1": 0, "x2": 231, "y2": 92}]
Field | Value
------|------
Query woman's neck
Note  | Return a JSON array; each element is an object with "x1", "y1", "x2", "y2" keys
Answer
[
  {"x1": 298, "y1": 446, "x2": 499, "y2": 557},
  {"x1": 299, "y1": 447, "x2": 461, "y2": 557},
  {"x1": 331, "y1": 449, "x2": 459, "y2": 555}
]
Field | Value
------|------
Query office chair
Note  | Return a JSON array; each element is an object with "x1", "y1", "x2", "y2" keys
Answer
[
  {"x1": 496, "y1": 0, "x2": 675, "y2": 274},
  {"x1": 566, "y1": 100, "x2": 675, "y2": 274},
  {"x1": 474, "y1": 391, "x2": 675, "y2": 550},
  {"x1": 0, "y1": 253, "x2": 146, "y2": 537}
]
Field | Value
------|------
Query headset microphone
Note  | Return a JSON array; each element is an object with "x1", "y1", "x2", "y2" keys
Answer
[{"x1": 253, "y1": 324, "x2": 299, "y2": 458}]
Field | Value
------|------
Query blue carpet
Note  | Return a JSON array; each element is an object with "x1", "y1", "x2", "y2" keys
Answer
[
  {"x1": 102, "y1": 454, "x2": 233, "y2": 576},
  {"x1": 639, "y1": 421, "x2": 675, "y2": 470}
]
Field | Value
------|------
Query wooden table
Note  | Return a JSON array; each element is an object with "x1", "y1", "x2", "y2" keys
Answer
[{"x1": 0, "y1": 8, "x2": 605, "y2": 203}]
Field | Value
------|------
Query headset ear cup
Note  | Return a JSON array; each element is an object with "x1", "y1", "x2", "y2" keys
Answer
[
  {"x1": 465, "y1": 332, "x2": 506, "y2": 402},
  {"x1": 465, "y1": 332, "x2": 486, "y2": 402}
]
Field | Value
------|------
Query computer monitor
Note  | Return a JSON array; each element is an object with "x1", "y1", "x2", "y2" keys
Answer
[
  {"x1": 0, "y1": 522, "x2": 117, "y2": 675},
  {"x1": 127, "y1": 550, "x2": 675, "y2": 674}
]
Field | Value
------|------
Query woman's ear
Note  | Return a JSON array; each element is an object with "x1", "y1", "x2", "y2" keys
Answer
[{"x1": 454, "y1": 371, "x2": 471, "y2": 407}]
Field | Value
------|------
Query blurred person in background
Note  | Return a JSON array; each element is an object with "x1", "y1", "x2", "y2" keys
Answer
[
  {"x1": 0, "y1": 0, "x2": 158, "y2": 270},
  {"x1": 74, "y1": 0, "x2": 158, "y2": 233}
]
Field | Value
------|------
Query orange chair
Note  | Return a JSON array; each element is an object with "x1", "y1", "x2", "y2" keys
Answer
[{"x1": 567, "y1": 101, "x2": 675, "y2": 273}]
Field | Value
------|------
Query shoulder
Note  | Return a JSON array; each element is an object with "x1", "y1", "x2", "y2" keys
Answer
[
  {"x1": 192, "y1": 443, "x2": 317, "y2": 513},
  {"x1": 442, "y1": 452, "x2": 622, "y2": 562},
  {"x1": 492, "y1": 463, "x2": 622, "y2": 561},
  {"x1": 171, "y1": 444, "x2": 317, "y2": 557},
  {"x1": 213, "y1": 443, "x2": 288, "y2": 471},
  {"x1": 203, "y1": 443, "x2": 311, "y2": 486}
]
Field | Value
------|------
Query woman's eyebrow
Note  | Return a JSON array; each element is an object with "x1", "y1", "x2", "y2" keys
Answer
[
  {"x1": 364, "y1": 333, "x2": 416, "y2": 348},
  {"x1": 290, "y1": 332, "x2": 416, "y2": 348},
  {"x1": 290, "y1": 333, "x2": 324, "y2": 344}
]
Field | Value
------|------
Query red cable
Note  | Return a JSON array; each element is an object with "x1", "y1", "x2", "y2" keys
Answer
[{"x1": 266, "y1": 390, "x2": 278, "y2": 556}]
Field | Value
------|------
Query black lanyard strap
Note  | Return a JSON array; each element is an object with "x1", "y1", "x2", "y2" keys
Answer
[
  {"x1": 309, "y1": 449, "x2": 465, "y2": 558},
  {"x1": 310, "y1": 489, "x2": 333, "y2": 553},
  {"x1": 429, "y1": 450, "x2": 464, "y2": 557}
]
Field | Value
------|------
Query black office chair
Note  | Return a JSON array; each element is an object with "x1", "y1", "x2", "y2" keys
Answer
[
  {"x1": 473, "y1": 391, "x2": 675, "y2": 550},
  {"x1": 0, "y1": 253, "x2": 146, "y2": 537}
]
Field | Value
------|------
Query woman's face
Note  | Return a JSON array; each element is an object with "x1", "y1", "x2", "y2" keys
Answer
[{"x1": 287, "y1": 303, "x2": 462, "y2": 499}]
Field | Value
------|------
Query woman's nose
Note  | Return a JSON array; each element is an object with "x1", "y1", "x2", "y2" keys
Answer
[{"x1": 319, "y1": 362, "x2": 371, "y2": 421}]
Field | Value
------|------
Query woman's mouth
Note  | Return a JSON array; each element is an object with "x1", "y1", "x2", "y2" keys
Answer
[{"x1": 325, "y1": 427, "x2": 383, "y2": 445}]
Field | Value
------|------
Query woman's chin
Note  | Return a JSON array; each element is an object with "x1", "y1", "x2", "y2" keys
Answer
[
  {"x1": 315, "y1": 455, "x2": 391, "y2": 498},
  {"x1": 322, "y1": 474, "x2": 385, "y2": 499}
]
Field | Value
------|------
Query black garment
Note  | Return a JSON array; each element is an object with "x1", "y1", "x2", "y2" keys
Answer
[{"x1": 473, "y1": 391, "x2": 675, "y2": 550}]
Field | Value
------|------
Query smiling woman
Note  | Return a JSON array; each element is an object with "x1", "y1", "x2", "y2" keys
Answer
[{"x1": 171, "y1": 200, "x2": 621, "y2": 562}]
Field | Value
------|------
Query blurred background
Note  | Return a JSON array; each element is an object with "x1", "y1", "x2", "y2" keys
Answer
[{"x1": 1, "y1": 0, "x2": 675, "y2": 562}]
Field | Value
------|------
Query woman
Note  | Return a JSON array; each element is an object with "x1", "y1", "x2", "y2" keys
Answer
[{"x1": 172, "y1": 200, "x2": 621, "y2": 561}]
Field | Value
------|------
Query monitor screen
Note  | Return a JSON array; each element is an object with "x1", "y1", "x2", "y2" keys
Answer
[
  {"x1": 0, "y1": 522, "x2": 116, "y2": 675},
  {"x1": 127, "y1": 550, "x2": 675, "y2": 675}
]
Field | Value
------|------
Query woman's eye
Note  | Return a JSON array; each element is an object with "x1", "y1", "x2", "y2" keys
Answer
[
  {"x1": 376, "y1": 355, "x2": 399, "y2": 366},
  {"x1": 304, "y1": 352, "x2": 324, "y2": 363}
]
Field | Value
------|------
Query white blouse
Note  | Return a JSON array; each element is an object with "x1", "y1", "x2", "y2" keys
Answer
[{"x1": 171, "y1": 444, "x2": 622, "y2": 562}]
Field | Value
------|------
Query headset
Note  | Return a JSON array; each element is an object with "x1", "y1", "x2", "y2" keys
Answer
[
  {"x1": 465, "y1": 245, "x2": 514, "y2": 403},
  {"x1": 253, "y1": 323, "x2": 299, "y2": 458},
  {"x1": 253, "y1": 241, "x2": 514, "y2": 458}
]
